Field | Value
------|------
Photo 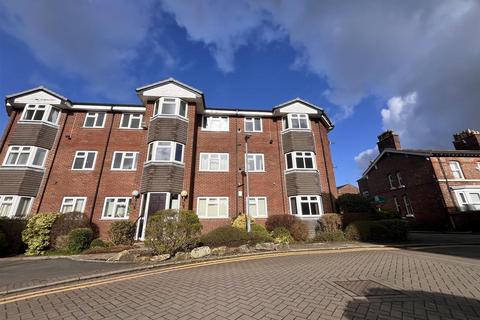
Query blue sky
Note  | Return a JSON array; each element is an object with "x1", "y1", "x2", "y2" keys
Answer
[{"x1": 1, "y1": 0, "x2": 479, "y2": 186}]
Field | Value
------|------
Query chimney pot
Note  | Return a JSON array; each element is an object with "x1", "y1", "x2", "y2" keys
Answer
[
  {"x1": 453, "y1": 129, "x2": 480, "y2": 150},
  {"x1": 377, "y1": 130, "x2": 401, "y2": 153}
]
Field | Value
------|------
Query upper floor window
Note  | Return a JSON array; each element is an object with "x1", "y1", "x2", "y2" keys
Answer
[
  {"x1": 244, "y1": 117, "x2": 262, "y2": 132},
  {"x1": 83, "y1": 112, "x2": 106, "y2": 128},
  {"x1": 21, "y1": 104, "x2": 60, "y2": 125},
  {"x1": 290, "y1": 195, "x2": 322, "y2": 216},
  {"x1": 197, "y1": 197, "x2": 228, "y2": 218},
  {"x1": 0, "y1": 195, "x2": 32, "y2": 218},
  {"x1": 112, "y1": 152, "x2": 138, "y2": 170},
  {"x1": 246, "y1": 154, "x2": 264, "y2": 172},
  {"x1": 60, "y1": 197, "x2": 86, "y2": 214},
  {"x1": 388, "y1": 174, "x2": 395, "y2": 189},
  {"x1": 153, "y1": 97, "x2": 187, "y2": 118},
  {"x1": 285, "y1": 151, "x2": 316, "y2": 170},
  {"x1": 120, "y1": 113, "x2": 143, "y2": 129},
  {"x1": 199, "y1": 153, "x2": 229, "y2": 171},
  {"x1": 449, "y1": 161, "x2": 464, "y2": 179},
  {"x1": 477, "y1": 162, "x2": 480, "y2": 172},
  {"x1": 102, "y1": 197, "x2": 130, "y2": 219},
  {"x1": 147, "y1": 141, "x2": 184, "y2": 164},
  {"x1": 403, "y1": 195, "x2": 414, "y2": 216},
  {"x1": 72, "y1": 151, "x2": 97, "y2": 170},
  {"x1": 3, "y1": 146, "x2": 48, "y2": 168},
  {"x1": 396, "y1": 172, "x2": 404, "y2": 187},
  {"x1": 247, "y1": 197, "x2": 267, "y2": 218},
  {"x1": 394, "y1": 197, "x2": 401, "y2": 213},
  {"x1": 202, "y1": 116, "x2": 229, "y2": 131},
  {"x1": 283, "y1": 114, "x2": 309, "y2": 130}
]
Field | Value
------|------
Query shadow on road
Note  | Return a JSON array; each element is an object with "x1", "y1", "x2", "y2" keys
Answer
[{"x1": 343, "y1": 287, "x2": 480, "y2": 319}]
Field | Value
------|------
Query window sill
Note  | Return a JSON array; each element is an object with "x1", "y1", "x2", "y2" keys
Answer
[
  {"x1": 281, "y1": 128, "x2": 311, "y2": 134},
  {"x1": 18, "y1": 120, "x2": 59, "y2": 128},
  {"x1": 71, "y1": 168, "x2": 95, "y2": 171},
  {"x1": 111, "y1": 169, "x2": 137, "y2": 172},
  {"x1": 151, "y1": 114, "x2": 188, "y2": 122},
  {"x1": 197, "y1": 216, "x2": 230, "y2": 219},
  {"x1": 118, "y1": 127, "x2": 144, "y2": 130},
  {"x1": 82, "y1": 126, "x2": 105, "y2": 129},
  {"x1": 0, "y1": 165, "x2": 45, "y2": 171},
  {"x1": 198, "y1": 170, "x2": 229, "y2": 173},
  {"x1": 285, "y1": 169, "x2": 318, "y2": 174},
  {"x1": 100, "y1": 217, "x2": 130, "y2": 221}
]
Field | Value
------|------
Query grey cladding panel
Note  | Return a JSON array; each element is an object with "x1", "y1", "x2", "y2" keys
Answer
[
  {"x1": 282, "y1": 131, "x2": 315, "y2": 153},
  {"x1": 285, "y1": 171, "x2": 321, "y2": 196},
  {"x1": 140, "y1": 164, "x2": 184, "y2": 193},
  {"x1": 0, "y1": 169, "x2": 44, "y2": 197},
  {"x1": 148, "y1": 118, "x2": 188, "y2": 144},
  {"x1": 10, "y1": 123, "x2": 58, "y2": 149}
]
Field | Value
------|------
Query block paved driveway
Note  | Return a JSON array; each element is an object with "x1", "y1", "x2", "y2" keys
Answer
[{"x1": 2, "y1": 247, "x2": 480, "y2": 320}]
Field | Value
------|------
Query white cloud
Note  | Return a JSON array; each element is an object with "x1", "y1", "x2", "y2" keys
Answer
[
  {"x1": 354, "y1": 147, "x2": 379, "y2": 172},
  {"x1": 381, "y1": 92, "x2": 417, "y2": 137}
]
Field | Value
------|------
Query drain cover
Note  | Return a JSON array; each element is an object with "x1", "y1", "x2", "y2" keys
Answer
[{"x1": 334, "y1": 280, "x2": 403, "y2": 297}]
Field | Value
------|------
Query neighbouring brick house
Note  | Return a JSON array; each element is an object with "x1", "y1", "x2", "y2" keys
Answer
[
  {"x1": 337, "y1": 184, "x2": 359, "y2": 196},
  {"x1": 0, "y1": 78, "x2": 338, "y2": 239},
  {"x1": 358, "y1": 130, "x2": 480, "y2": 229}
]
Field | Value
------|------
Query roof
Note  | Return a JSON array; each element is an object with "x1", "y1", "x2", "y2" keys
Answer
[
  {"x1": 272, "y1": 97, "x2": 324, "y2": 112},
  {"x1": 136, "y1": 77, "x2": 203, "y2": 95},
  {"x1": 5, "y1": 86, "x2": 70, "y2": 102},
  {"x1": 361, "y1": 148, "x2": 480, "y2": 177}
]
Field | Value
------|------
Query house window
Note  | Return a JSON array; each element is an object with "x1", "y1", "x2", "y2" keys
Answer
[
  {"x1": 199, "y1": 153, "x2": 229, "y2": 171},
  {"x1": 196, "y1": 197, "x2": 228, "y2": 218},
  {"x1": 449, "y1": 161, "x2": 464, "y2": 179},
  {"x1": 394, "y1": 197, "x2": 401, "y2": 213},
  {"x1": 476, "y1": 162, "x2": 480, "y2": 172},
  {"x1": 247, "y1": 197, "x2": 267, "y2": 218},
  {"x1": 170, "y1": 194, "x2": 180, "y2": 210},
  {"x1": 83, "y1": 112, "x2": 106, "y2": 128},
  {"x1": 244, "y1": 117, "x2": 262, "y2": 132},
  {"x1": 396, "y1": 172, "x2": 404, "y2": 187},
  {"x1": 147, "y1": 141, "x2": 184, "y2": 163},
  {"x1": 72, "y1": 151, "x2": 97, "y2": 170},
  {"x1": 0, "y1": 195, "x2": 32, "y2": 218},
  {"x1": 102, "y1": 197, "x2": 130, "y2": 219},
  {"x1": 3, "y1": 146, "x2": 48, "y2": 168},
  {"x1": 120, "y1": 113, "x2": 143, "y2": 129},
  {"x1": 454, "y1": 189, "x2": 480, "y2": 211},
  {"x1": 290, "y1": 195, "x2": 322, "y2": 216},
  {"x1": 111, "y1": 152, "x2": 138, "y2": 170},
  {"x1": 403, "y1": 195, "x2": 414, "y2": 217},
  {"x1": 246, "y1": 154, "x2": 264, "y2": 172},
  {"x1": 285, "y1": 152, "x2": 316, "y2": 170},
  {"x1": 388, "y1": 174, "x2": 396, "y2": 189},
  {"x1": 202, "y1": 116, "x2": 229, "y2": 131},
  {"x1": 153, "y1": 97, "x2": 187, "y2": 118},
  {"x1": 21, "y1": 104, "x2": 60, "y2": 125},
  {"x1": 60, "y1": 197, "x2": 86, "y2": 213},
  {"x1": 283, "y1": 114, "x2": 309, "y2": 130}
]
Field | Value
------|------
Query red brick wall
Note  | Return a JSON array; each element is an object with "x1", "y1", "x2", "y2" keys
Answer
[{"x1": 337, "y1": 184, "x2": 359, "y2": 196}]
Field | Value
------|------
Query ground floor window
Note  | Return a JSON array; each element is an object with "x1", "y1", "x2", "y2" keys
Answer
[
  {"x1": 60, "y1": 197, "x2": 86, "y2": 213},
  {"x1": 453, "y1": 188, "x2": 480, "y2": 211},
  {"x1": 403, "y1": 195, "x2": 414, "y2": 217},
  {"x1": 289, "y1": 195, "x2": 322, "y2": 216},
  {"x1": 247, "y1": 197, "x2": 267, "y2": 218},
  {"x1": 102, "y1": 197, "x2": 130, "y2": 219},
  {"x1": 0, "y1": 195, "x2": 33, "y2": 218},
  {"x1": 197, "y1": 197, "x2": 228, "y2": 218}
]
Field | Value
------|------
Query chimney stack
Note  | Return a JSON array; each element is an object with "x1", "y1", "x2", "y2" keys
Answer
[
  {"x1": 377, "y1": 130, "x2": 401, "y2": 153},
  {"x1": 453, "y1": 129, "x2": 480, "y2": 150}
]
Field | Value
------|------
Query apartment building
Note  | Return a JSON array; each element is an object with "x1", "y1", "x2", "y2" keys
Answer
[
  {"x1": 0, "y1": 78, "x2": 337, "y2": 239},
  {"x1": 358, "y1": 130, "x2": 480, "y2": 229}
]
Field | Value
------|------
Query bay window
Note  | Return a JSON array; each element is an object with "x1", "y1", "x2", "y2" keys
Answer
[
  {"x1": 3, "y1": 146, "x2": 48, "y2": 168},
  {"x1": 290, "y1": 195, "x2": 322, "y2": 216},
  {"x1": 285, "y1": 152, "x2": 316, "y2": 170},
  {"x1": 147, "y1": 141, "x2": 184, "y2": 163},
  {"x1": 454, "y1": 188, "x2": 480, "y2": 211},
  {"x1": 21, "y1": 104, "x2": 60, "y2": 125},
  {"x1": 283, "y1": 114, "x2": 309, "y2": 130},
  {"x1": 197, "y1": 197, "x2": 228, "y2": 218},
  {"x1": 153, "y1": 97, "x2": 187, "y2": 118},
  {"x1": 0, "y1": 195, "x2": 32, "y2": 218}
]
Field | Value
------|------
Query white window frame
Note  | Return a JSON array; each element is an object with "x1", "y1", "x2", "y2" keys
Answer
[
  {"x1": 289, "y1": 195, "x2": 323, "y2": 217},
  {"x1": 201, "y1": 116, "x2": 229, "y2": 132},
  {"x1": 21, "y1": 104, "x2": 60, "y2": 125},
  {"x1": 245, "y1": 153, "x2": 265, "y2": 172},
  {"x1": 196, "y1": 197, "x2": 229, "y2": 219},
  {"x1": 120, "y1": 113, "x2": 143, "y2": 129},
  {"x1": 393, "y1": 197, "x2": 401, "y2": 213},
  {"x1": 199, "y1": 153, "x2": 229, "y2": 172},
  {"x1": 146, "y1": 141, "x2": 184, "y2": 164},
  {"x1": 476, "y1": 162, "x2": 480, "y2": 172},
  {"x1": 153, "y1": 97, "x2": 188, "y2": 119},
  {"x1": 283, "y1": 114, "x2": 310, "y2": 131},
  {"x1": 396, "y1": 172, "x2": 404, "y2": 187},
  {"x1": 0, "y1": 195, "x2": 33, "y2": 218},
  {"x1": 247, "y1": 197, "x2": 268, "y2": 218},
  {"x1": 244, "y1": 117, "x2": 262, "y2": 132},
  {"x1": 449, "y1": 161, "x2": 465, "y2": 179},
  {"x1": 453, "y1": 188, "x2": 480, "y2": 211},
  {"x1": 111, "y1": 152, "x2": 138, "y2": 171},
  {"x1": 3, "y1": 145, "x2": 48, "y2": 168},
  {"x1": 285, "y1": 151, "x2": 316, "y2": 170},
  {"x1": 83, "y1": 112, "x2": 106, "y2": 128},
  {"x1": 60, "y1": 197, "x2": 87, "y2": 214},
  {"x1": 403, "y1": 195, "x2": 414, "y2": 217},
  {"x1": 388, "y1": 174, "x2": 396, "y2": 189},
  {"x1": 72, "y1": 151, "x2": 97, "y2": 170},
  {"x1": 101, "y1": 197, "x2": 131, "y2": 220}
]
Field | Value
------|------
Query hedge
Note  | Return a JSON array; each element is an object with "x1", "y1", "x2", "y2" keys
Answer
[
  {"x1": 0, "y1": 218, "x2": 27, "y2": 256},
  {"x1": 22, "y1": 213, "x2": 58, "y2": 255},
  {"x1": 108, "y1": 220, "x2": 136, "y2": 245},
  {"x1": 345, "y1": 219, "x2": 408, "y2": 242},
  {"x1": 67, "y1": 228, "x2": 94, "y2": 254},
  {"x1": 200, "y1": 225, "x2": 272, "y2": 247}
]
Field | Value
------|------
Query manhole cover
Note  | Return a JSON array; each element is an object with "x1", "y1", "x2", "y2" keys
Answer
[{"x1": 334, "y1": 280, "x2": 403, "y2": 297}]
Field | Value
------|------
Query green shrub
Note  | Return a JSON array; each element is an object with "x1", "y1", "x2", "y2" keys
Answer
[
  {"x1": 337, "y1": 194, "x2": 372, "y2": 213},
  {"x1": 290, "y1": 221, "x2": 309, "y2": 242},
  {"x1": 0, "y1": 218, "x2": 27, "y2": 256},
  {"x1": 344, "y1": 220, "x2": 374, "y2": 241},
  {"x1": 90, "y1": 238, "x2": 109, "y2": 248},
  {"x1": 22, "y1": 213, "x2": 58, "y2": 255},
  {"x1": 232, "y1": 213, "x2": 255, "y2": 230},
  {"x1": 265, "y1": 214, "x2": 296, "y2": 232},
  {"x1": 271, "y1": 227, "x2": 293, "y2": 244},
  {"x1": 50, "y1": 212, "x2": 90, "y2": 248},
  {"x1": 375, "y1": 219, "x2": 408, "y2": 241},
  {"x1": 316, "y1": 214, "x2": 342, "y2": 233},
  {"x1": 53, "y1": 235, "x2": 69, "y2": 250},
  {"x1": 315, "y1": 230, "x2": 346, "y2": 242},
  {"x1": 108, "y1": 220, "x2": 136, "y2": 246},
  {"x1": 0, "y1": 230, "x2": 8, "y2": 255},
  {"x1": 67, "y1": 228, "x2": 94, "y2": 254},
  {"x1": 374, "y1": 209, "x2": 401, "y2": 220},
  {"x1": 344, "y1": 219, "x2": 408, "y2": 242},
  {"x1": 200, "y1": 225, "x2": 271, "y2": 247},
  {"x1": 145, "y1": 210, "x2": 202, "y2": 255}
]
